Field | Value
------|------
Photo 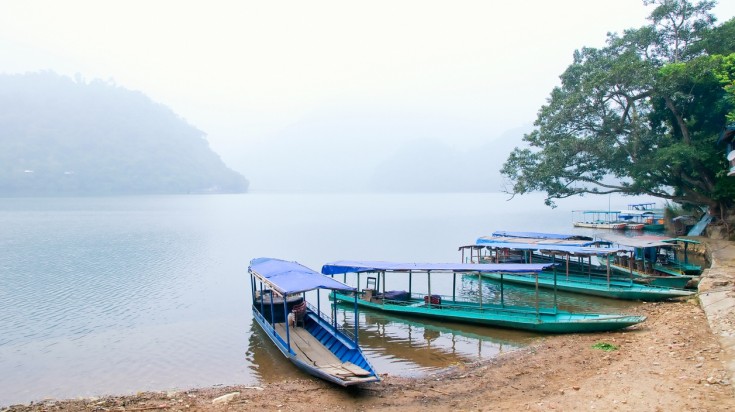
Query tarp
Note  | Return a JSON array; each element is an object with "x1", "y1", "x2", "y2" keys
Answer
[
  {"x1": 321, "y1": 260, "x2": 553, "y2": 275},
  {"x1": 249, "y1": 257, "x2": 355, "y2": 295},
  {"x1": 491, "y1": 231, "x2": 593, "y2": 241},
  {"x1": 471, "y1": 242, "x2": 624, "y2": 256}
]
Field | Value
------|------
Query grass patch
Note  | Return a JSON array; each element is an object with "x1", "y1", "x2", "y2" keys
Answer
[{"x1": 591, "y1": 342, "x2": 618, "y2": 351}]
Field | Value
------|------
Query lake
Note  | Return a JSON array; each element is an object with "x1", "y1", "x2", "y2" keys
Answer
[{"x1": 0, "y1": 193, "x2": 646, "y2": 406}]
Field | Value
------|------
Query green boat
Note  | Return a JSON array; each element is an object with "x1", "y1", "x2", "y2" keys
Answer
[
  {"x1": 479, "y1": 272, "x2": 693, "y2": 301},
  {"x1": 321, "y1": 261, "x2": 646, "y2": 334},
  {"x1": 459, "y1": 241, "x2": 695, "y2": 301},
  {"x1": 597, "y1": 234, "x2": 701, "y2": 288},
  {"x1": 475, "y1": 231, "x2": 699, "y2": 289}
]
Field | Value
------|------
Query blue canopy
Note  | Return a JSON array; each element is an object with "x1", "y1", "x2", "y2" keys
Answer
[
  {"x1": 249, "y1": 258, "x2": 355, "y2": 295},
  {"x1": 321, "y1": 260, "x2": 553, "y2": 275},
  {"x1": 471, "y1": 242, "x2": 624, "y2": 256},
  {"x1": 491, "y1": 231, "x2": 592, "y2": 241}
]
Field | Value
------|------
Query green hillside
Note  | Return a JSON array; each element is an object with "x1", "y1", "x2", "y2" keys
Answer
[{"x1": 0, "y1": 71, "x2": 248, "y2": 196}]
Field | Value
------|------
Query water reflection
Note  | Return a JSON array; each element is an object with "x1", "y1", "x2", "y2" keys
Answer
[
  {"x1": 332, "y1": 303, "x2": 538, "y2": 376},
  {"x1": 245, "y1": 321, "x2": 307, "y2": 383}
]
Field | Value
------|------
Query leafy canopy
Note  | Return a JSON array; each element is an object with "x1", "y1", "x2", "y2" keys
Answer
[{"x1": 502, "y1": 0, "x2": 735, "y2": 215}]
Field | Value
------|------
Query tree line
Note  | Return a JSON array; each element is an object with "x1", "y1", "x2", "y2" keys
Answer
[{"x1": 502, "y1": 0, "x2": 735, "y2": 235}]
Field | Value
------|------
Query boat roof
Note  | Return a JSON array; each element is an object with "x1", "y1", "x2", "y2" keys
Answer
[
  {"x1": 618, "y1": 210, "x2": 656, "y2": 216},
  {"x1": 249, "y1": 257, "x2": 355, "y2": 295},
  {"x1": 491, "y1": 231, "x2": 593, "y2": 241},
  {"x1": 321, "y1": 261, "x2": 554, "y2": 275},
  {"x1": 573, "y1": 210, "x2": 621, "y2": 214},
  {"x1": 462, "y1": 242, "x2": 624, "y2": 256},
  {"x1": 596, "y1": 234, "x2": 674, "y2": 248},
  {"x1": 477, "y1": 235, "x2": 603, "y2": 247}
]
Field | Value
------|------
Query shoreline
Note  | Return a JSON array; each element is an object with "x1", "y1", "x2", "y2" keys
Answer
[{"x1": 4, "y1": 237, "x2": 735, "y2": 411}]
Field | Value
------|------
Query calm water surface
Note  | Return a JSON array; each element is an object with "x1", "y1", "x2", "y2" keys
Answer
[{"x1": 0, "y1": 193, "x2": 645, "y2": 406}]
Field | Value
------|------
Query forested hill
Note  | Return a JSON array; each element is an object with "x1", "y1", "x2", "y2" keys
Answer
[{"x1": 0, "y1": 72, "x2": 248, "y2": 196}]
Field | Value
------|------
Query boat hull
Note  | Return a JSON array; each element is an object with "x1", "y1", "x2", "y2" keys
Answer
[
  {"x1": 607, "y1": 263, "x2": 693, "y2": 289},
  {"x1": 331, "y1": 292, "x2": 645, "y2": 334},
  {"x1": 573, "y1": 222, "x2": 628, "y2": 229},
  {"x1": 252, "y1": 307, "x2": 379, "y2": 386},
  {"x1": 479, "y1": 272, "x2": 693, "y2": 301}
]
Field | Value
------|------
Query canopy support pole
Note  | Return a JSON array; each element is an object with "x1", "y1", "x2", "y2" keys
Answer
[
  {"x1": 284, "y1": 299, "x2": 291, "y2": 352},
  {"x1": 478, "y1": 271, "x2": 483, "y2": 309},
  {"x1": 553, "y1": 265, "x2": 558, "y2": 313},
  {"x1": 427, "y1": 270, "x2": 432, "y2": 307},
  {"x1": 409, "y1": 270, "x2": 413, "y2": 297},
  {"x1": 452, "y1": 272, "x2": 456, "y2": 303},
  {"x1": 500, "y1": 271, "x2": 504, "y2": 308},
  {"x1": 353, "y1": 291, "x2": 359, "y2": 345}
]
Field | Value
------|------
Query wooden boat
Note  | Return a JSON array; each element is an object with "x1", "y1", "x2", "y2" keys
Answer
[
  {"x1": 618, "y1": 210, "x2": 665, "y2": 232},
  {"x1": 321, "y1": 261, "x2": 646, "y2": 334},
  {"x1": 572, "y1": 210, "x2": 628, "y2": 230},
  {"x1": 248, "y1": 258, "x2": 379, "y2": 386},
  {"x1": 475, "y1": 230, "x2": 700, "y2": 289},
  {"x1": 624, "y1": 203, "x2": 666, "y2": 231},
  {"x1": 596, "y1": 234, "x2": 701, "y2": 288},
  {"x1": 458, "y1": 243, "x2": 694, "y2": 301}
]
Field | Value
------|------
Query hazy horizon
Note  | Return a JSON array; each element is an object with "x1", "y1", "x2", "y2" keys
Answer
[{"x1": 2, "y1": 1, "x2": 734, "y2": 192}]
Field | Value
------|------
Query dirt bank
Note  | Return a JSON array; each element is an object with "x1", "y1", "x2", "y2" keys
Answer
[{"x1": 5, "y1": 239, "x2": 735, "y2": 412}]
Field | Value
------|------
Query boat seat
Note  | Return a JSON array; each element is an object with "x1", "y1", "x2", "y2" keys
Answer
[{"x1": 291, "y1": 301, "x2": 307, "y2": 327}]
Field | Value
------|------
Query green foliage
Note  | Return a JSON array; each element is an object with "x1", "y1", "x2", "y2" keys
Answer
[
  {"x1": 502, "y1": 0, "x2": 735, "y2": 219},
  {"x1": 0, "y1": 72, "x2": 249, "y2": 196},
  {"x1": 591, "y1": 342, "x2": 619, "y2": 351},
  {"x1": 712, "y1": 53, "x2": 735, "y2": 122}
]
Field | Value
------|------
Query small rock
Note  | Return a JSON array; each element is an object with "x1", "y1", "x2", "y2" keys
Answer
[
  {"x1": 211, "y1": 392, "x2": 240, "y2": 405},
  {"x1": 573, "y1": 386, "x2": 580, "y2": 391}
]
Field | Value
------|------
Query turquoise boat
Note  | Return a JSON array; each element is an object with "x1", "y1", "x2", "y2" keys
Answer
[
  {"x1": 597, "y1": 234, "x2": 701, "y2": 288},
  {"x1": 474, "y1": 231, "x2": 700, "y2": 289},
  {"x1": 459, "y1": 243, "x2": 694, "y2": 301},
  {"x1": 249, "y1": 258, "x2": 379, "y2": 386},
  {"x1": 321, "y1": 261, "x2": 646, "y2": 334}
]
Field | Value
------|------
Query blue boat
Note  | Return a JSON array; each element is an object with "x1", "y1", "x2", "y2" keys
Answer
[
  {"x1": 321, "y1": 261, "x2": 646, "y2": 334},
  {"x1": 248, "y1": 258, "x2": 379, "y2": 386}
]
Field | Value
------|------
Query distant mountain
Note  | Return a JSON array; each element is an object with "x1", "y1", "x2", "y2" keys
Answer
[
  {"x1": 0, "y1": 71, "x2": 248, "y2": 196},
  {"x1": 368, "y1": 124, "x2": 532, "y2": 192}
]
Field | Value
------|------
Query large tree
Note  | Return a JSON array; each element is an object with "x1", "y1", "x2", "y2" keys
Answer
[{"x1": 501, "y1": 0, "x2": 735, "y2": 232}]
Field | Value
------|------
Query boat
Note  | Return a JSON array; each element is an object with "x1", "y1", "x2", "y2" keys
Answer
[
  {"x1": 321, "y1": 261, "x2": 646, "y2": 334},
  {"x1": 572, "y1": 210, "x2": 628, "y2": 230},
  {"x1": 458, "y1": 242, "x2": 694, "y2": 301},
  {"x1": 623, "y1": 203, "x2": 666, "y2": 231},
  {"x1": 618, "y1": 210, "x2": 665, "y2": 232},
  {"x1": 248, "y1": 257, "x2": 380, "y2": 386},
  {"x1": 596, "y1": 234, "x2": 701, "y2": 288}
]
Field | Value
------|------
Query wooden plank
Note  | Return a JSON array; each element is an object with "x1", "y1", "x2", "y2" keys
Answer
[
  {"x1": 273, "y1": 323, "x2": 373, "y2": 380},
  {"x1": 343, "y1": 362, "x2": 372, "y2": 376}
]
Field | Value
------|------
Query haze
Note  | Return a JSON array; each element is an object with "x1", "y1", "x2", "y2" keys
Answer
[{"x1": 2, "y1": 0, "x2": 734, "y2": 192}]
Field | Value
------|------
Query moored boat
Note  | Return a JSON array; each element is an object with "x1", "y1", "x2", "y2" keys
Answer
[
  {"x1": 596, "y1": 234, "x2": 701, "y2": 288},
  {"x1": 572, "y1": 210, "x2": 628, "y2": 230},
  {"x1": 249, "y1": 257, "x2": 379, "y2": 386},
  {"x1": 321, "y1": 261, "x2": 646, "y2": 334},
  {"x1": 459, "y1": 243, "x2": 694, "y2": 301}
]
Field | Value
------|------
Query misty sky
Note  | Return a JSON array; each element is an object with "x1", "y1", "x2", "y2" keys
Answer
[{"x1": 2, "y1": 1, "x2": 734, "y2": 191}]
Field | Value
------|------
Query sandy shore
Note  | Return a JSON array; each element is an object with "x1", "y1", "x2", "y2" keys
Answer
[{"x1": 4, "y1": 238, "x2": 735, "y2": 412}]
